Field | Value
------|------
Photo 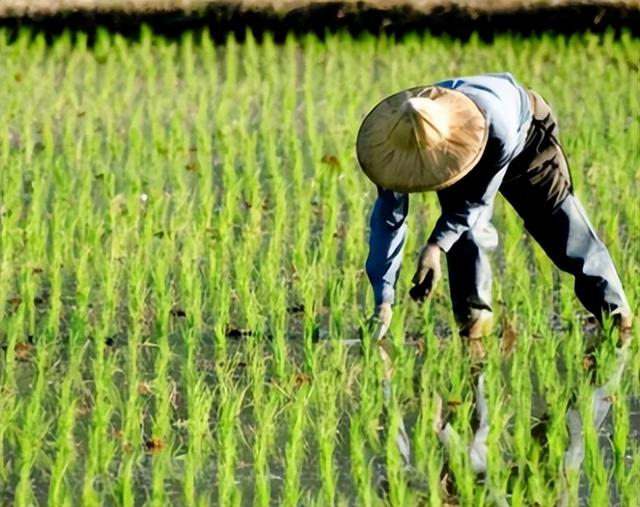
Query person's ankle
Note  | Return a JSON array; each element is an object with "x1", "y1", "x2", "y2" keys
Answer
[{"x1": 613, "y1": 310, "x2": 633, "y2": 347}]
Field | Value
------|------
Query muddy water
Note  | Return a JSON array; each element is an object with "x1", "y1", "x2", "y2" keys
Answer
[
  {"x1": 382, "y1": 393, "x2": 640, "y2": 507},
  {"x1": 3, "y1": 334, "x2": 638, "y2": 507},
  {"x1": 579, "y1": 396, "x2": 640, "y2": 507},
  {"x1": 367, "y1": 337, "x2": 640, "y2": 507}
]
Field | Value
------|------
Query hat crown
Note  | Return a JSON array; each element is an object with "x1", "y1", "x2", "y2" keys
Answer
[
  {"x1": 404, "y1": 97, "x2": 450, "y2": 147},
  {"x1": 356, "y1": 86, "x2": 488, "y2": 193}
]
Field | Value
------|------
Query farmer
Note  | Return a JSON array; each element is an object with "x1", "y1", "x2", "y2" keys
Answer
[{"x1": 357, "y1": 73, "x2": 632, "y2": 357}]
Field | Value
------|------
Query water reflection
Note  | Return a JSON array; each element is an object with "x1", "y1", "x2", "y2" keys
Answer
[
  {"x1": 559, "y1": 340, "x2": 631, "y2": 507},
  {"x1": 372, "y1": 335, "x2": 635, "y2": 506}
]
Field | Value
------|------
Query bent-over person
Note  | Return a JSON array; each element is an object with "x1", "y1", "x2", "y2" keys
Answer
[{"x1": 357, "y1": 73, "x2": 632, "y2": 359}]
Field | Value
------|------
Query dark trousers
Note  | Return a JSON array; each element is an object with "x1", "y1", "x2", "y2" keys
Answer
[{"x1": 448, "y1": 90, "x2": 630, "y2": 331}]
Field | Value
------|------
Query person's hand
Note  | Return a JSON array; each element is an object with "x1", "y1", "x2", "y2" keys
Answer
[
  {"x1": 370, "y1": 303, "x2": 392, "y2": 341},
  {"x1": 410, "y1": 243, "x2": 442, "y2": 302}
]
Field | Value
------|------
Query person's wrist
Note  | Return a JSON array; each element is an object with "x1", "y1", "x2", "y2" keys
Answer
[
  {"x1": 427, "y1": 241, "x2": 443, "y2": 253},
  {"x1": 375, "y1": 302, "x2": 392, "y2": 320}
]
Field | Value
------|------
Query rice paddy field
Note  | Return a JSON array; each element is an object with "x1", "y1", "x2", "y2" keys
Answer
[{"x1": 0, "y1": 26, "x2": 639, "y2": 507}]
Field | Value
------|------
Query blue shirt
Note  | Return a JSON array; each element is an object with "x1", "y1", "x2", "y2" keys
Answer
[{"x1": 366, "y1": 73, "x2": 532, "y2": 305}]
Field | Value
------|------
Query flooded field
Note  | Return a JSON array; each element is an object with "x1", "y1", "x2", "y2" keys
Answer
[{"x1": 0, "y1": 27, "x2": 638, "y2": 506}]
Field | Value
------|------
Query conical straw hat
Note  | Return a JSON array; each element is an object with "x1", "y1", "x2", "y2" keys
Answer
[{"x1": 356, "y1": 86, "x2": 488, "y2": 193}]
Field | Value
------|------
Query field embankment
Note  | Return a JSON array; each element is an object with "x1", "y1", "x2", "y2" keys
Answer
[
  {"x1": 1, "y1": 0, "x2": 639, "y2": 39},
  {"x1": 1, "y1": 0, "x2": 637, "y2": 15}
]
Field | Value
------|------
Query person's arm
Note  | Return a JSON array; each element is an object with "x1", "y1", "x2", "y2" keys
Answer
[
  {"x1": 365, "y1": 187, "x2": 409, "y2": 306},
  {"x1": 428, "y1": 163, "x2": 508, "y2": 253},
  {"x1": 408, "y1": 165, "x2": 505, "y2": 302}
]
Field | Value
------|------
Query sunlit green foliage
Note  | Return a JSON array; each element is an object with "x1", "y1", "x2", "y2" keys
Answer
[{"x1": 0, "y1": 27, "x2": 638, "y2": 506}]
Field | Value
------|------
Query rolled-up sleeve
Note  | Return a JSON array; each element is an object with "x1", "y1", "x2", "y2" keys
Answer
[
  {"x1": 428, "y1": 164, "x2": 508, "y2": 252},
  {"x1": 365, "y1": 187, "x2": 409, "y2": 305}
]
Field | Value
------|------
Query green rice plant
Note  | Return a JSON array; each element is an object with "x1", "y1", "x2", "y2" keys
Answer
[
  {"x1": 251, "y1": 390, "x2": 279, "y2": 507},
  {"x1": 282, "y1": 385, "x2": 311, "y2": 507},
  {"x1": 181, "y1": 368, "x2": 216, "y2": 505},
  {"x1": 47, "y1": 331, "x2": 87, "y2": 506},
  {"x1": 620, "y1": 442, "x2": 640, "y2": 507},
  {"x1": 214, "y1": 369, "x2": 247, "y2": 507},
  {"x1": 413, "y1": 365, "x2": 447, "y2": 505},
  {"x1": 611, "y1": 392, "x2": 630, "y2": 501},
  {"x1": 382, "y1": 395, "x2": 412, "y2": 507},
  {"x1": 13, "y1": 341, "x2": 52, "y2": 507},
  {"x1": 349, "y1": 413, "x2": 375, "y2": 507}
]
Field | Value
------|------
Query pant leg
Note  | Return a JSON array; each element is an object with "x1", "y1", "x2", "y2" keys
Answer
[
  {"x1": 445, "y1": 204, "x2": 498, "y2": 334},
  {"x1": 501, "y1": 90, "x2": 631, "y2": 323},
  {"x1": 517, "y1": 195, "x2": 630, "y2": 322}
]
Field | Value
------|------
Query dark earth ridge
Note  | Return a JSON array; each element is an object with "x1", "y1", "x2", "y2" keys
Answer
[{"x1": 1, "y1": 2, "x2": 639, "y2": 45}]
